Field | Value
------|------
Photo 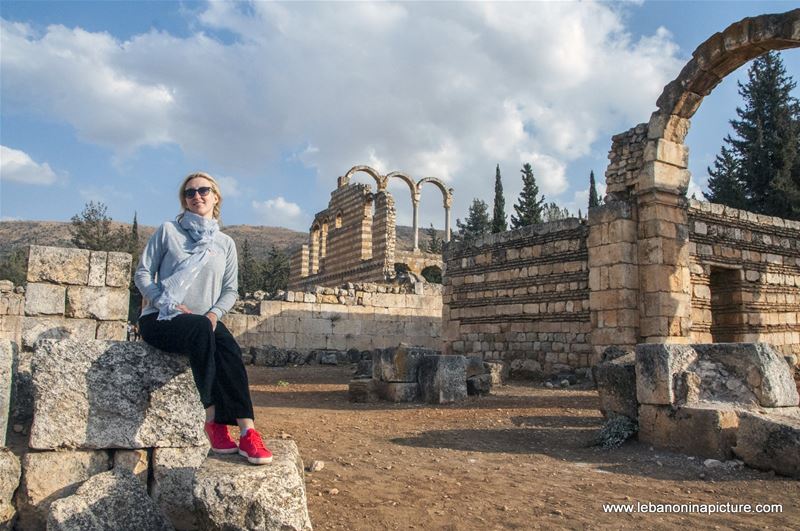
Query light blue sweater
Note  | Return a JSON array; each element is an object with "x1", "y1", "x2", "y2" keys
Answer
[{"x1": 134, "y1": 220, "x2": 239, "y2": 319}]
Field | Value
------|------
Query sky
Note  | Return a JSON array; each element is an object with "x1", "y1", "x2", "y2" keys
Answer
[{"x1": 1, "y1": 0, "x2": 798, "y2": 232}]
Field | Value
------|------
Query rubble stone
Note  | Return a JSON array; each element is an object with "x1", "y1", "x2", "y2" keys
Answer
[
  {"x1": 467, "y1": 374, "x2": 492, "y2": 396},
  {"x1": 251, "y1": 345, "x2": 288, "y2": 367}
]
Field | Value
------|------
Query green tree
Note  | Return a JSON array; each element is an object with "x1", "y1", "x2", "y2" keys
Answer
[
  {"x1": 426, "y1": 224, "x2": 443, "y2": 254},
  {"x1": 261, "y1": 245, "x2": 290, "y2": 293},
  {"x1": 510, "y1": 163, "x2": 545, "y2": 228},
  {"x1": 129, "y1": 212, "x2": 140, "y2": 256},
  {"x1": 455, "y1": 198, "x2": 491, "y2": 241},
  {"x1": 491, "y1": 164, "x2": 507, "y2": 233},
  {"x1": 542, "y1": 202, "x2": 571, "y2": 222},
  {"x1": 704, "y1": 144, "x2": 747, "y2": 209},
  {"x1": 238, "y1": 239, "x2": 259, "y2": 296},
  {"x1": 588, "y1": 170, "x2": 600, "y2": 208},
  {"x1": 70, "y1": 201, "x2": 128, "y2": 251},
  {"x1": 0, "y1": 247, "x2": 29, "y2": 286}
]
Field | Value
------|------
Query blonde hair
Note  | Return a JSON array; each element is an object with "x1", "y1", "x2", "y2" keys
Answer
[{"x1": 178, "y1": 171, "x2": 222, "y2": 221}]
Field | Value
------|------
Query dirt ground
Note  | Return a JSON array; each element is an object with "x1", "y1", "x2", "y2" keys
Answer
[{"x1": 245, "y1": 364, "x2": 798, "y2": 531}]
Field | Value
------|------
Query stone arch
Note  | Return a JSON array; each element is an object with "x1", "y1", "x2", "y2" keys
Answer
[
  {"x1": 340, "y1": 165, "x2": 386, "y2": 190},
  {"x1": 643, "y1": 9, "x2": 799, "y2": 193},
  {"x1": 417, "y1": 176, "x2": 454, "y2": 242},
  {"x1": 385, "y1": 171, "x2": 418, "y2": 201}
]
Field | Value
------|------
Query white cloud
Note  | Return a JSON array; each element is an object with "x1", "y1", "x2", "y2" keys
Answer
[
  {"x1": 215, "y1": 176, "x2": 241, "y2": 198},
  {"x1": 252, "y1": 196, "x2": 308, "y2": 230},
  {"x1": 0, "y1": 145, "x2": 59, "y2": 185}
]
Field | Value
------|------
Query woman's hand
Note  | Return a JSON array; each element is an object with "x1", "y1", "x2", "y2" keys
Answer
[
  {"x1": 176, "y1": 304, "x2": 192, "y2": 314},
  {"x1": 205, "y1": 311, "x2": 218, "y2": 331}
]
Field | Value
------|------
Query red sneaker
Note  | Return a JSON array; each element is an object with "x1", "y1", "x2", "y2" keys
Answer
[
  {"x1": 238, "y1": 429, "x2": 273, "y2": 465},
  {"x1": 204, "y1": 421, "x2": 238, "y2": 454}
]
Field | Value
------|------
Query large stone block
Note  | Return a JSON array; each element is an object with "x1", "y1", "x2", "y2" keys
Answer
[
  {"x1": 348, "y1": 379, "x2": 379, "y2": 403},
  {"x1": 47, "y1": 469, "x2": 174, "y2": 531},
  {"x1": 376, "y1": 381, "x2": 419, "y2": 402},
  {"x1": 152, "y1": 446, "x2": 210, "y2": 530},
  {"x1": 14, "y1": 449, "x2": 111, "y2": 531},
  {"x1": 193, "y1": 440, "x2": 312, "y2": 531},
  {"x1": 0, "y1": 449, "x2": 20, "y2": 529},
  {"x1": 638, "y1": 404, "x2": 739, "y2": 460},
  {"x1": 373, "y1": 344, "x2": 435, "y2": 382},
  {"x1": 418, "y1": 355, "x2": 467, "y2": 404},
  {"x1": 251, "y1": 345, "x2": 289, "y2": 367},
  {"x1": 23, "y1": 283, "x2": 65, "y2": 316},
  {"x1": 0, "y1": 340, "x2": 14, "y2": 446},
  {"x1": 733, "y1": 410, "x2": 800, "y2": 479},
  {"x1": 27, "y1": 246, "x2": 90, "y2": 285},
  {"x1": 88, "y1": 251, "x2": 108, "y2": 287},
  {"x1": 106, "y1": 252, "x2": 133, "y2": 288},
  {"x1": 96, "y1": 320, "x2": 127, "y2": 340},
  {"x1": 595, "y1": 350, "x2": 638, "y2": 420},
  {"x1": 65, "y1": 286, "x2": 129, "y2": 321},
  {"x1": 29, "y1": 339, "x2": 205, "y2": 450},
  {"x1": 635, "y1": 344, "x2": 696, "y2": 405},
  {"x1": 21, "y1": 316, "x2": 96, "y2": 350}
]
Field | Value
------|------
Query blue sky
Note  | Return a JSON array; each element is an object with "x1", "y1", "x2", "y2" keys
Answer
[{"x1": 1, "y1": 1, "x2": 798, "y2": 231}]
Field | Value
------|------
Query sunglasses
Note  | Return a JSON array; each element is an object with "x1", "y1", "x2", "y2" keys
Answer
[{"x1": 184, "y1": 186, "x2": 213, "y2": 199}]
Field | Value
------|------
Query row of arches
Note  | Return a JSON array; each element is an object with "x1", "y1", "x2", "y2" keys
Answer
[{"x1": 338, "y1": 165, "x2": 454, "y2": 250}]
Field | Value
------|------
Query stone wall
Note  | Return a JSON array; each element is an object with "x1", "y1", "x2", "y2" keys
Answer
[
  {"x1": 0, "y1": 281, "x2": 24, "y2": 346},
  {"x1": 604, "y1": 123, "x2": 647, "y2": 196},
  {"x1": 224, "y1": 282, "x2": 443, "y2": 352},
  {"x1": 442, "y1": 219, "x2": 592, "y2": 375},
  {"x1": 688, "y1": 200, "x2": 800, "y2": 356}
]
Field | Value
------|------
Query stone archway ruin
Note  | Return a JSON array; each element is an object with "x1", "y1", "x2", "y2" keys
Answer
[{"x1": 417, "y1": 177, "x2": 454, "y2": 245}]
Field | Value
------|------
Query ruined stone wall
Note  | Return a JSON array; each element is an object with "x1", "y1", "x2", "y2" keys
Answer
[
  {"x1": 442, "y1": 220, "x2": 591, "y2": 375},
  {"x1": 224, "y1": 283, "x2": 442, "y2": 352},
  {"x1": 688, "y1": 199, "x2": 800, "y2": 356},
  {"x1": 394, "y1": 250, "x2": 443, "y2": 275},
  {"x1": 0, "y1": 282, "x2": 24, "y2": 346},
  {"x1": 604, "y1": 124, "x2": 647, "y2": 196}
]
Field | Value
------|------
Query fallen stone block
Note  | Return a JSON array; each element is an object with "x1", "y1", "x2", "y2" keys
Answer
[
  {"x1": 194, "y1": 439, "x2": 312, "y2": 531},
  {"x1": 0, "y1": 449, "x2": 20, "y2": 529},
  {"x1": 348, "y1": 379, "x2": 379, "y2": 403},
  {"x1": 418, "y1": 355, "x2": 467, "y2": 404},
  {"x1": 0, "y1": 340, "x2": 14, "y2": 446},
  {"x1": 733, "y1": 410, "x2": 800, "y2": 479},
  {"x1": 287, "y1": 350, "x2": 314, "y2": 365},
  {"x1": 467, "y1": 374, "x2": 492, "y2": 396},
  {"x1": 317, "y1": 350, "x2": 339, "y2": 365},
  {"x1": 484, "y1": 360, "x2": 509, "y2": 386},
  {"x1": 113, "y1": 449, "x2": 149, "y2": 486},
  {"x1": 373, "y1": 344, "x2": 435, "y2": 383},
  {"x1": 635, "y1": 344, "x2": 696, "y2": 405},
  {"x1": 465, "y1": 355, "x2": 486, "y2": 378},
  {"x1": 376, "y1": 381, "x2": 419, "y2": 402},
  {"x1": 251, "y1": 346, "x2": 288, "y2": 367},
  {"x1": 509, "y1": 358, "x2": 542, "y2": 379},
  {"x1": 353, "y1": 359, "x2": 372, "y2": 379},
  {"x1": 152, "y1": 446, "x2": 210, "y2": 530},
  {"x1": 26, "y1": 246, "x2": 90, "y2": 285},
  {"x1": 47, "y1": 469, "x2": 174, "y2": 531},
  {"x1": 14, "y1": 449, "x2": 111, "y2": 531},
  {"x1": 29, "y1": 339, "x2": 205, "y2": 450},
  {"x1": 595, "y1": 350, "x2": 637, "y2": 420},
  {"x1": 638, "y1": 404, "x2": 739, "y2": 460}
]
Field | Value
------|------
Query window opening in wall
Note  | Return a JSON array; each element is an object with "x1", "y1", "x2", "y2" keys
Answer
[
  {"x1": 709, "y1": 267, "x2": 741, "y2": 343},
  {"x1": 421, "y1": 265, "x2": 442, "y2": 284},
  {"x1": 335, "y1": 212, "x2": 342, "y2": 228}
]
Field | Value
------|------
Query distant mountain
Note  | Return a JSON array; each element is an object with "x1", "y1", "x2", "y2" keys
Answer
[{"x1": 0, "y1": 220, "x2": 446, "y2": 261}]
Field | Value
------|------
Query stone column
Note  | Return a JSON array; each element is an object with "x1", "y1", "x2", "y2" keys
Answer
[
  {"x1": 412, "y1": 193, "x2": 420, "y2": 252},
  {"x1": 444, "y1": 195, "x2": 452, "y2": 243}
]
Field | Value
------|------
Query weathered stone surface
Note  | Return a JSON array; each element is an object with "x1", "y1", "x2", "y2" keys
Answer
[
  {"x1": 14, "y1": 449, "x2": 111, "y2": 531},
  {"x1": 287, "y1": 350, "x2": 313, "y2": 365},
  {"x1": 638, "y1": 404, "x2": 739, "y2": 460},
  {"x1": 152, "y1": 445, "x2": 210, "y2": 531},
  {"x1": 9, "y1": 348, "x2": 32, "y2": 429},
  {"x1": 418, "y1": 355, "x2": 467, "y2": 404},
  {"x1": 484, "y1": 360, "x2": 509, "y2": 386},
  {"x1": 105, "y1": 252, "x2": 133, "y2": 288},
  {"x1": 27, "y1": 246, "x2": 90, "y2": 285},
  {"x1": 353, "y1": 358, "x2": 372, "y2": 379},
  {"x1": 96, "y1": 320, "x2": 127, "y2": 340},
  {"x1": 47, "y1": 468, "x2": 174, "y2": 531},
  {"x1": 88, "y1": 251, "x2": 108, "y2": 287},
  {"x1": 466, "y1": 374, "x2": 492, "y2": 396},
  {"x1": 733, "y1": 410, "x2": 800, "y2": 478},
  {"x1": 65, "y1": 286, "x2": 129, "y2": 321},
  {"x1": 29, "y1": 339, "x2": 205, "y2": 450},
  {"x1": 113, "y1": 449, "x2": 149, "y2": 486},
  {"x1": 348, "y1": 379, "x2": 379, "y2": 403},
  {"x1": 251, "y1": 346, "x2": 288, "y2": 367},
  {"x1": 23, "y1": 283, "x2": 65, "y2": 316},
  {"x1": 0, "y1": 449, "x2": 20, "y2": 529},
  {"x1": 595, "y1": 351, "x2": 638, "y2": 420},
  {"x1": 194, "y1": 440, "x2": 312, "y2": 531},
  {"x1": 465, "y1": 355, "x2": 486, "y2": 378},
  {"x1": 21, "y1": 316, "x2": 96, "y2": 350},
  {"x1": 635, "y1": 344, "x2": 696, "y2": 405},
  {"x1": 509, "y1": 358, "x2": 543, "y2": 379},
  {"x1": 376, "y1": 381, "x2": 419, "y2": 402},
  {"x1": 374, "y1": 345, "x2": 435, "y2": 382},
  {"x1": 0, "y1": 340, "x2": 15, "y2": 446}
]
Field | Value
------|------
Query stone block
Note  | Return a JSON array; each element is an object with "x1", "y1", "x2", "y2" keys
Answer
[
  {"x1": 467, "y1": 374, "x2": 492, "y2": 396},
  {"x1": 638, "y1": 404, "x2": 739, "y2": 460},
  {"x1": 152, "y1": 445, "x2": 210, "y2": 530},
  {"x1": 348, "y1": 379, "x2": 379, "y2": 403},
  {"x1": 29, "y1": 339, "x2": 205, "y2": 450},
  {"x1": 0, "y1": 448, "x2": 20, "y2": 529},
  {"x1": 21, "y1": 316, "x2": 96, "y2": 350},
  {"x1": 509, "y1": 358, "x2": 542, "y2": 379},
  {"x1": 106, "y1": 252, "x2": 132, "y2": 288},
  {"x1": 47, "y1": 469, "x2": 173, "y2": 531},
  {"x1": 193, "y1": 440, "x2": 312, "y2": 531},
  {"x1": 373, "y1": 345, "x2": 435, "y2": 383},
  {"x1": 14, "y1": 449, "x2": 111, "y2": 531},
  {"x1": 594, "y1": 350, "x2": 638, "y2": 420},
  {"x1": 0, "y1": 340, "x2": 14, "y2": 446},
  {"x1": 113, "y1": 449, "x2": 149, "y2": 486},
  {"x1": 635, "y1": 344, "x2": 697, "y2": 405},
  {"x1": 376, "y1": 381, "x2": 419, "y2": 402},
  {"x1": 65, "y1": 286, "x2": 129, "y2": 321},
  {"x1": 465, "y1": 355, "x2": 486, "y2": 378},
  {"x1": 96, "y1": 320, "x2": 127, "y2": 340},
  {"x1": 484, "y1": 360, "x2": 509, "y2": 385},
  {"x1": 418, "y1": 355, "x2": 467, "y2": 404},
  {"x1": 88, "y1": 251, "x2": 108, "y2": 287},
  {"x1": 251, "y1": 345, "x2": 289, "y2": 367},
  {"x1": 27, "y1": 246, "x2": 90, "y2": 285},
  {"x1": 733, "y1": 410, "x2": 800, "y2": 478},
  {"x1": 23, "y1": 283, "x2": 65, "y2": 316}
]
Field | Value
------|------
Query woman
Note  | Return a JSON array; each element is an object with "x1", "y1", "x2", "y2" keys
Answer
[{"x1": 135, "y1": 171, "x2": 271, "y2": 465}]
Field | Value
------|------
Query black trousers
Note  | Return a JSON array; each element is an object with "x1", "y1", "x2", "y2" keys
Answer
[{"x1": 138, "y1": 312, "x2": 254, "y2": 425}]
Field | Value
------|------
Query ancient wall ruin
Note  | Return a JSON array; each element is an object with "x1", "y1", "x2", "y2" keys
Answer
[{"x1": 442, "y1": 220, "x2": 592, "y2": 375}]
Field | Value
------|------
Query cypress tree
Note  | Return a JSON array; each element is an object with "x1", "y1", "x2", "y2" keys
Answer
[
  {"x1": 510, "y1": 163, "x2": 545, "y2": 229},
  {"x1": 426, "y1": 224, "x2": 443, "y2": 253},
  {"x1": 588, "y1": 170, "x2": 600, "y2": 208},
  {"x1": 238, "y1": 239, "x2": 258, "y2": 296},
  {"x1": 455, "y1": 199, "x2": 491, "y2": 241},
  {"x1": 704, "y1": 144, "x2": 747, "y2": 209},
  {"x1": 491, "y1": 164, "x2": 507, "y2": 233}
]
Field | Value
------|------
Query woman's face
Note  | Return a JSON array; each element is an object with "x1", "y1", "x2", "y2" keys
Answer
[{"x1": 184, "y1": 177, "x2": 218, "y2": 219}]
